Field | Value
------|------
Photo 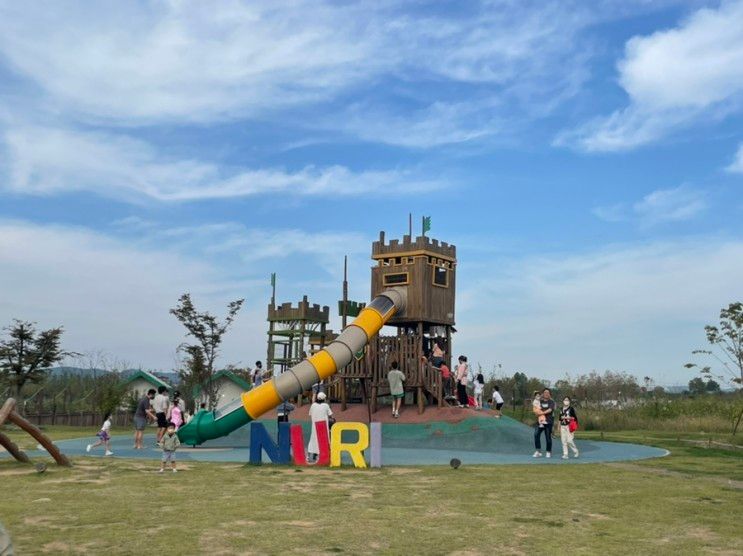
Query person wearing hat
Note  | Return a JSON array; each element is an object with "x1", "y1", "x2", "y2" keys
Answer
[{"x1": 307, "y1": 391, "x2": 333, "y2": 463}]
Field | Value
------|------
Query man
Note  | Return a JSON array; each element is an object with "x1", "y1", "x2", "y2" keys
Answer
[
  {"x1": 533, "y1": 388, "x2": 556, "y2": 458},
  {"x1": 133, "y1": 389, "x2": 156, "y2": 449},
  {"x1": 252, "y1": 361, "x2": 264, "y2": 387},
  {"x1": 387, "y1": 361, "x2": 406, "y2": 418},
  {"x1": 152, "y1": 385, "x2": 170, "y2": 445}
]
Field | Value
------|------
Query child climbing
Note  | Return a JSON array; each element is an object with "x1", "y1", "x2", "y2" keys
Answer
[
  {"x1": 159, "y1": 422, "x2": 181, "y2": 473},
  {"x1": 86, "y1": 413, "x2": 114, "y2": 456}
]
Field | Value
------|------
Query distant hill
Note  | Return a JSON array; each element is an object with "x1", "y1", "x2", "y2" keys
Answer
[{"x1": 48, "y1": 367, "x2": 180, "y2": 385}]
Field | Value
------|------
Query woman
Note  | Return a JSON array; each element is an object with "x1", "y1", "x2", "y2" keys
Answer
[
  {"x1": 307, "y1": 392, "x2": 333, "y2": 463},
  {"x1": 456, "y1": 356, "x2": 469, "y2": 407},
  {"x1": 431, "y1": 341, "x2": 445, "y2": 368},
  {"x1": 559, "y1": 396, "x2": 579, "y2": 459}
]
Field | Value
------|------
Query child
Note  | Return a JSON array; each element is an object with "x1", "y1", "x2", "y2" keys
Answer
[
  {"x1": 159, "y1": 422, "x2": 181, "y2": 473},
  {"x1": 168, "y1": 395, "x2": 184, "y2": 431},
  {"x1": 87, "y1": 413, "x2": 114, "y2": 456},
  {"x1": 473, "y1": 373, "x2": 485, "y2": 410},
  {"x1": 532, "y1": 391, "x2": 547, "y2": 428},
  {"x1": 440, "y1": 363, "x2": 452, "y2": 398},
  {"x1": 491, "y1": 385, "x2": 505, "y2": 418},
  {"x1": 387, "y1": 361, "x2": 406, "y2": 418}
]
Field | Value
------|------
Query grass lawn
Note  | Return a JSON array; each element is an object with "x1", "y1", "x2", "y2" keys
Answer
[{"x1": 1, "y1": 426, "x2": 741, "y2": 555}]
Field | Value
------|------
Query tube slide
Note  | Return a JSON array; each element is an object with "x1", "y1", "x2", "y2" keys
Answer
[{"x1": 178, "y1": 288, "x2": 406, "y2": 446}]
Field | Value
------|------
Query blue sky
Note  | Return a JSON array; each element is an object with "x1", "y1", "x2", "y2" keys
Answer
[{"x1": 0, "y1": 0, "x2": 741, "y2": 386}]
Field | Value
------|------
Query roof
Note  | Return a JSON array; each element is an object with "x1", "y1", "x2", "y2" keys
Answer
[
  {"x1": 121, "y1": 370, "x2": 172, "y2": 390},
  {"x1": 193, "y1": 370, "x2": 252, "y2": 397}
]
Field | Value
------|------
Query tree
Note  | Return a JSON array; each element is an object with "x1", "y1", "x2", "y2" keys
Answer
[
  {"x1": 177, "y1": 344, "x2": 209, "y2": 413},
  {"x1": 705, "y1": 379, "x2": 721, "y2": 393},
  {"x1": 688, "y1": 377, "x2": 707, "y2": 396},
  {"x1": 170, "y1": 294, "x2": 244, "y2": 411},
  {"x1": 0, "y1": 320, "x2": 74, "y2": 408},
  {"x1": 686, "y1": 302, "x2": 743, "y2": 388}
]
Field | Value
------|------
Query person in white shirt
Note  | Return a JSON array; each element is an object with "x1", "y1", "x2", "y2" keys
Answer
[
  {"x1": 491, "y1": 385, "x2": 505, "y2": 418},
  {"x1": 473, "y1": 373, "x2": 485, "y2": 410},
  {"x1": 307, "y1": 392, "x2": 333, "y2": 463},
  {"x1": 153, "y1": 386, "x2": 170, "y2": 445},
  {"x1": 87, "y1": 413, "x2": 114, "y2": 456}
]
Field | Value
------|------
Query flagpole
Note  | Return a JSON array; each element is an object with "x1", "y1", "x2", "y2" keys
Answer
[
  {"x1": 342, "y1": 255, "x2": 348, "y2": 330},
  {"x1": 409, "y1": 213, "x2": 412, "y2": 238},
  {"x1": 421, "y1": 216, "x2": 425, "y2": 237}
]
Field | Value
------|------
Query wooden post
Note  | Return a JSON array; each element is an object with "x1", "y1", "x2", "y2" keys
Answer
[
  {"x1": 340, "y1": 377, "x2": 347, "y2": 411},
  {"x1": 0, "y1": 432, "x2": 30, "y2": 463},
  {"x1": 7, "y1": 410, "x2": 72, "y2": 467},
  {"x1": 0, "y1": 398, "x2": 15, "y2": 426}
]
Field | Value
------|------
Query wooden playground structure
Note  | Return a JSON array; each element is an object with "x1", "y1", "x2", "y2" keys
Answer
[
  {"x1": 268, "y1": 230, "x2": 457, "y2": 415},
  {"x1": 0, "y1": 398, "x2": 71, "y2": 466}
]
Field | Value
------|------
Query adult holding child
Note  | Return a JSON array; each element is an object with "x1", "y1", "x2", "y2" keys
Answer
[
  {"x1": 153, "y1": 385, "x2": 170, "y2": 446},
  {"x1": 532, "y1": 388, "x2": 555, "y2": 458},
  {"x1": 559, "y1": 396, "x2": 580, "y2": 459}
]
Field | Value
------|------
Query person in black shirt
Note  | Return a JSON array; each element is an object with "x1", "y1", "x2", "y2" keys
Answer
[
  {"x1": 533, "y1": 388, "x2": 555, "y2": 458},
  {"x1": 559, "y1": 397, "x2": 579, "y2": 459}
]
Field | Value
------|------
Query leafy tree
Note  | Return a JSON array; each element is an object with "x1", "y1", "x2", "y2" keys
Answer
[
  {"x1": 177, "y1": 344, "x2": 209, "y2": 413},
  {"x1": 688, "y1": 377, "x2": 707, "y2": 396},
  {"x1": 0, "y1": 320, "x2": 75, "y2": 408},
  {"x1": 170, "y1": 294, "x2": 244, "y2": 411},
  {"x1": 686, "y1": 302, "x2": 743, "y2": 388},
  {"x1": 705, "y1": 379, "x2": 721, "y2": 393}
]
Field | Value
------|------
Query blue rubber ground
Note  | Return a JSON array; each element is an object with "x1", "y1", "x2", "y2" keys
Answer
[{"x1": 2, "y1": 416, "x2": 667, "y2": 466}]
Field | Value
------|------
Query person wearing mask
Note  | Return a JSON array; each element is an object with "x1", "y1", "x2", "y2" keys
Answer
[
  {"x1": 559, "y1": 397, "x2": 580, "y2": 459},
  {"x1": 533, "y1": 388, "x2": 555, "y2": 458},
  {"x1": 456, "y1": 356, "x2": 469, "y2": 407}
]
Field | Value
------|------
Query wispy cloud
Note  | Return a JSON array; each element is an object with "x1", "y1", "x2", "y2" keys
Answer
[
  {"x1": 0, "y1": 1, "x2": 598, "y2": 147},
  {"x1": 592, "y1": 185, "x2": 707, "y2": 226},
  {"x1": 0, "y1": 219, "x2": 371, "y2": 368},
  {"x1": 455, "y1": 236, "x2": 743, "y2": 380},
  {"x1": 726, "y1": 143, "x2": 743, "y2": 174},
  {"x1": 1, "y1": 125, "x2": 443, "y2": 201},
  {"x1": 557, "y1": 0, "x2": 743, "y2": 151},
  {"x1": 633, "y1": 186, "x2": 707, "y2": 225}
]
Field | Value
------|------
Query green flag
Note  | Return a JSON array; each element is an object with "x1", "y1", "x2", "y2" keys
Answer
[
  {"x1": 422, "y1": 216, "x2": 431, "y2": 234},
  {"x1": 270, "y1": 272, "x2": 276, "y2": 287}
]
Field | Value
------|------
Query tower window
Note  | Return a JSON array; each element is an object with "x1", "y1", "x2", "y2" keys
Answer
[
  {"x1": 432, "y1": 267, "x2": 448, "y2": 287},
  {"x1": 383, "y1": 272, "x2": 409, "y2": 286}
]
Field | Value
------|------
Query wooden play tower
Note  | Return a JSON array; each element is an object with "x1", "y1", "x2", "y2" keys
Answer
[
  {"x1": 266, "y1": 296, "x2": 330, "y2": 376},
  {"x1": 338, "y1": 230, "x2": 457, "y2": 414}
]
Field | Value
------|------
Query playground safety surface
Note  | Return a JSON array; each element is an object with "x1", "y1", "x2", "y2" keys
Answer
[{"x1": 3, "y1": 413, "x2": 668, "y2": 466}]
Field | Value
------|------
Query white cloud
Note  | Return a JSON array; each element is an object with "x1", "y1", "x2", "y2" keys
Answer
[
  {"x1": 1, "y1": 125, "x2": 442, "y2": 201},
  {"x1": 0, "y1": 1, "x2": 595, "y2": 145},
  {"x1": 633, "y1": 185, "x2": 707, "y2": 225},
  {"x1": 558, "y1": 0, "x2": 743, "y2": 151},
  {"x1": 726, "y1": 143, "x2": 743, "y2": 173},
  {"x1": 0, "y1": 219, "x2": 369, "y2": 369},
  {"x1": 455, "y1": 237, "x2": 743, "y2": 382},
  {"x1": 592, "y1": 185, "x2": 706, "y2": 226}
]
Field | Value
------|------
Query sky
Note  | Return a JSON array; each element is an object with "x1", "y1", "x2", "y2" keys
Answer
[{"x1": 0, "y1": 0, "x2": 741, "y2": 386}]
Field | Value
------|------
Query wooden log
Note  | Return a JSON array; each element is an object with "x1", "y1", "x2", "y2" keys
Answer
[
  {"x1": 7, "y1": 411, "x2": 72, "y2": 467},
  {"x1": 0, "y1": 431, "x2": 31, "y2": 464},
  {"x1": 0, "y1": 398, "x2": 16, "y2": 426},
  {"x1": 340, "y1": 377, "x2": 347, "y2": 411}
]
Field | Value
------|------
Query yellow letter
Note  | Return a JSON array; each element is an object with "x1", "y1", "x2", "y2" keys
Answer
[{"x1": 330, "y1": 422, "x2": 369, "y2": 468}]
